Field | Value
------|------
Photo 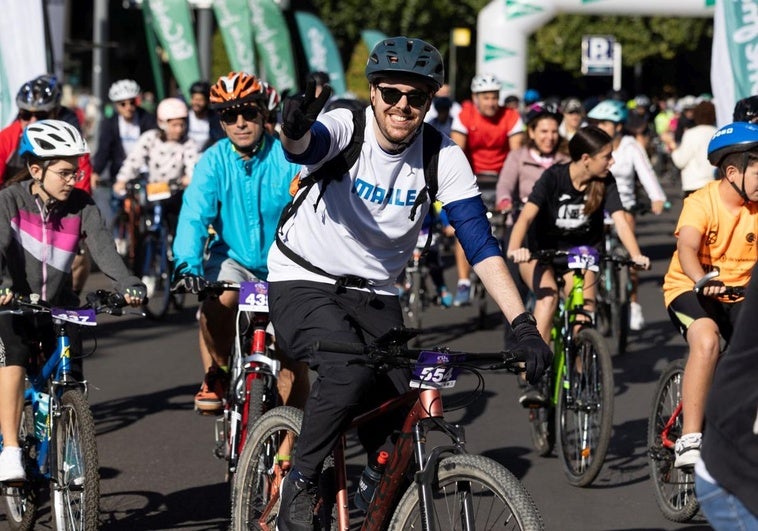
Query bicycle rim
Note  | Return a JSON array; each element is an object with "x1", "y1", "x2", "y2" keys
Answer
[
  {"x1": 389, "y1": 454, "x2": 544, "y2": 531},
  {"x1": 2, "y1": 404, "x2": 38, "y2": 531},
  {"x1": 556, "y1": 329, "x2": 614, "y2": 487},
  {"x1": 139, "y1": 232, "x2": 171, "y2": 320},
  {"x1": 231, "y1": 407, "x2": 303, "y2": 531},
  {"x1": 610, "y1": 266, "x2": 630, "y2": 355},
  {"x1": 52, "y1": 390, "x2": 100, "y2": 531},
  {"x1": 647, "y1": 359, "x2": 699, "y2": 522}
]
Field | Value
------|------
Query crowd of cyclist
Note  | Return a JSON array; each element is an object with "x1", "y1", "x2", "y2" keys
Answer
[{"x1": 0, "y1": 34, "x2": 757, "y2": 529}]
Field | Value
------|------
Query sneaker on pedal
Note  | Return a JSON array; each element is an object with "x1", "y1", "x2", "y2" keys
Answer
[
  {"x1": 674, "y1": 432, "x2": 702, "y2": 468},
  {"x1": 453, "y1": 282, "x2": 471, "y2": 307},
  {"x1": 276, "y1": 470, "x2": 318, "y2": 531},
  {"x1": 438, "y1": 286, "x2": 453, "y2": 308},
  {"x1": 194, "y1": 366, "x2": 228, "y2": 414},
  {"x1": 141, "y1": 275, "x2": 157, "y2": 299},
  {"x1": 518, "y1": 386, "x2": 549, "y2": 408},
  {"x1": 0, "y1": 447, "x2": 26, "y2": 482},
  {"x1": 629, "y1": 302, "x2": 645, "y2": 331}
]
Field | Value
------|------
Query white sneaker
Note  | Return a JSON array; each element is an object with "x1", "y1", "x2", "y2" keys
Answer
[
  {"x1": 0, "y1": 447, "x2": 26, "y2": 482},
  {"x1": 141, "y1": 275, "x2": 157, "y2": 299},
  {"x1": 674, "y1": 432, "x2": 702, "y2": 468},
  {"x1": 115, "y1": 238, "x2": 128, "y2": 256},
  {"x1": 629, "y1": 302, "x2": 645, "y2": 331}
]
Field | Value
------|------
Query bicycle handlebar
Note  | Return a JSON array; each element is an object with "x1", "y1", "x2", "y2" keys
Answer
[
  {"x1": 312, "y1": 338, "x2": 523, "y2": 374},
  {"x1": 170, "y1": 277, "x2": 241, "y2": 296},
  {"x1": 693, "y1": 270, "x2": 746, "y2": 299},
  {"x1": 0, "y1": 290, "x2": 134, "y2": 317},
  {"x1": 527, "y1": 249, "x2": 644, "y2": 270}
]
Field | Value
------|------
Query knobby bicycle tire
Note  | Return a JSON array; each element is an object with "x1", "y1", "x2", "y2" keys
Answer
[
  {"x1": 2, "y1": 404, "x2": 38, "y2": 531},
  {"x1": 243, "y1": 374, "x2": 271, "y2": 449},
  {"x1": 231, "y1": 406, "x2": 303, "y2": 531},
  {"x1": 556, "y1": 328, "x2": 614, "y2": 487},
  {"x1": 610, "y1": 265, "x2": 630, "y2": 355},
  {"x1": 138, "y1": 230, "x2": 171, "y2": 320},
  {"x1": 646, "y1": 359, "x2": 699, "y2": 522},
  {"x1": 388, "y1": 454, "x2": 544, "y2": 531},
  {"x1": 527, "y1": 375, "x2": 555, "y2": 457},
  {"x1": 51, "y1": 389, "x2": 100, "y2": 531}
]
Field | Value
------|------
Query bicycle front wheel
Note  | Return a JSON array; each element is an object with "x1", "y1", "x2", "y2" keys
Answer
[
  {"x1": 51, "y1": 389, "x2": 100, "y2": 531},
  {"x1": 137, "y1": 231, "x2": 171, "y2": 320},
  {"x1": 610, "y1": 266, "x2": 630, "y2": 355},
  {"x1": 556, "y1": 328, "x2": 614, "y2": 487},
  {"x1": 647, "y1": 359, "x2": 699, "y2": 522},
  {"x1": 407, "y1": 270, "x2": 424, "y2": 333},
  {"x1": 231, "y1": 406, "x2": 302, "y2": 531},
  {"x1": 527, "y1": 375, "x2": 555, "y2": 457},
  {"x1": 389, "y1": 454, "x2": 544, "y2": 530},
  {"x1": 2, "y1": 403, "x2": 38, "y2": 531}
]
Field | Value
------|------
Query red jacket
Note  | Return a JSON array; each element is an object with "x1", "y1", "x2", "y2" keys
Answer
[{"x1": 0, "y1": 120, "x2": 91, "y2": 194}]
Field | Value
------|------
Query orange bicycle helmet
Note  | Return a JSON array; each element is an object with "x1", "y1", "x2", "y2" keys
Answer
[{"x1": 209, "y1": 72, "x2": 267, "y2": 110}]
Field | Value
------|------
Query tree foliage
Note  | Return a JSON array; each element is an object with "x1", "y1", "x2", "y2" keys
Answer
[{"x1": 529, "y1": 15, "x2": 711, "y2": 74}]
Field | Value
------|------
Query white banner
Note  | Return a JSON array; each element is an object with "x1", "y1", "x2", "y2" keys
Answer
[{"x1": 0, "y1": 0, "x2": 47, "y2": 127}]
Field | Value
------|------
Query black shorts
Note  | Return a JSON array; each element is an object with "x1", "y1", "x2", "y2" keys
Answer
[
  {"x1": 667, "y1": 290, "x2": 743, "y2": 343},
  {"x1": 0, "y1": 313, "x2": 82, "y2": 369}
]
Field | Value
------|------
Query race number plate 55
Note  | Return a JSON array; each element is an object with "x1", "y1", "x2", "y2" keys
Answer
[
  {"x1": 239, "y1": 281, "x2": 269, "y2": 312},
  {"x1": 410, "y1": 351, "x2": 466, "y2": 389}
]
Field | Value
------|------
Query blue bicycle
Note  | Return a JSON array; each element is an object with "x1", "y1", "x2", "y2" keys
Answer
[{"x1": 0, "y1": 290, "x2": 136, "y2": 530}]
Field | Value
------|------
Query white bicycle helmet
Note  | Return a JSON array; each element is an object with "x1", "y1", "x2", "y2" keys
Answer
[
  {"x1": 108, "y1": 79, "x2": 141, "y2": 102},
  {"x1": 470, "y1": 73, "x2": 502, "y2": 94},
  {"x1": 19, "y1": 120, "x2": 89, "y2": 159},
  {"x1": 157, "y1": 98, "x2": 188, "y2": 122}
]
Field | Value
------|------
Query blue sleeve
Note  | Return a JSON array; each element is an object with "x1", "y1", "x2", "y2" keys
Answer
[
  {"x1": 172, "y1": 155, "x2": 219, "y2": 276},
  {"x1": 284, "y1": 122, "x2": 332, "y2": 164},
  {"x1": 444, "y1": 196, "x2": 502, "y2": 265}
]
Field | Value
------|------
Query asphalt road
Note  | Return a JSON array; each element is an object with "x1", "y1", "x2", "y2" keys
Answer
[{"x1": 1, "y1": 180, "x2": 716, "y2": 530}]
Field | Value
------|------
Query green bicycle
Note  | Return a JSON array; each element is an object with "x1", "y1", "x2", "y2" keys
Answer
[{"x1": 524, "y1": 247, "x2": 615, "y2": 487}]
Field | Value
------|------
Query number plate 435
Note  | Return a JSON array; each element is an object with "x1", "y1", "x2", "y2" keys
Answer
[{"x1": 239, "y1": 281, "x2": 269, "y2": 312}]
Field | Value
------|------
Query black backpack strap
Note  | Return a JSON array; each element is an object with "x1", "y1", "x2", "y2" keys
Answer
[
  {"x1": 408, "y1": 124, "x2": 443, "y2": 255},
  {"x1": 275, "y1": 108, "x2": 371, "y2": 289}
]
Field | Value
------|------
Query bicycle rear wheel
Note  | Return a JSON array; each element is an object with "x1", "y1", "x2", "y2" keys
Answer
[
  {"x1": 231, "y1": 406, "x2": 302, "y2": 531},
  {"x1": 389, "y1": 454, "x2": 544, "y2": 530},
  {"x1": 407, "y1": 270, "x2": 424, "y2": 333},
  {"x1": 2, "y1": 404, "x2": 38, "y2": 531},
  {"x1": 51, "y1": 389, "x2": 100, "y2": 531},
  {"x1": 137, "y1": 230, "x2": 171, "y2": 320},
  {"x1": 647, "y1": 359, "x2": 699, "y2": 522},
  {"x1": 556, "y1": 328, "x2": 614, "y2": 487}
]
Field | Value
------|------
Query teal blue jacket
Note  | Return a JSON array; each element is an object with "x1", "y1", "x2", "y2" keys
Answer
[{"x1": 173, "y1": 135, "x2": 298, "y2": 279}]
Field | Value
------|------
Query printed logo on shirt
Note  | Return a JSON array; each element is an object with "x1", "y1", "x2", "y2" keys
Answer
[
  {"x1": 747, "y1": 233, "x2": 755, "y2": 244},
  {"x1": 353, "y1": 178, "x2": 418, "y2": 207},
  {"x1": 706, "y1": 230, "x2": 718, "y2": 245}
]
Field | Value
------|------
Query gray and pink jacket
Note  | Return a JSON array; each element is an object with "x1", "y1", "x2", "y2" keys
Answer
[{"x1": 0, "y1": 181, "x2": 141, "y2": 306}]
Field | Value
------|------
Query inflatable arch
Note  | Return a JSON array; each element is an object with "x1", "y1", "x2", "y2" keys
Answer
[{"x1": 476, "y1": 0, "x2": 714, "y2": 99}]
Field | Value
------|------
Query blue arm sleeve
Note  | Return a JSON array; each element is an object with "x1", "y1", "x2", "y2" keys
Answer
[
  {"x1": 444, "y1": 196, "x2": 502, "y2": 266},
  {"x1": 284, "y1": 122, "x2": 331, "y2": 164}
]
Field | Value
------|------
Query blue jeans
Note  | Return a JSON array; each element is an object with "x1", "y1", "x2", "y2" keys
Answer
[{"x1": 696, "y1": 473, "x2": 758, "y2": 530}]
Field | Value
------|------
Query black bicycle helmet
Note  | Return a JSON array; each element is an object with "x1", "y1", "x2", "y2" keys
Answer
[
  {"x1": 733, "y1": 95, "x2": 758, "y2": 123},
  {"x1": 366, "y1": 37, "x2": 444, "y2": 90},
  {"x1": 189, "y1": 80, "x2": 211, "y2": 98},
  {"x1": 17, "y1": 74, "x2": 61, "y2": 112}
]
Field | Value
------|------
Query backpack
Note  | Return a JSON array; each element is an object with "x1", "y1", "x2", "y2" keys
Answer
[{"x1": 275, "y1": 108, "x2": 443, "y2": 288}]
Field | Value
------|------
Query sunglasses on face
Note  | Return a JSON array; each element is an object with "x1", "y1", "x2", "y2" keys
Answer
[
  {"x1": 376, "y1": 86, "x2": 430, "y2": 109},
  {"x1": 117, "y1": 99, "x2": 137, "y2": 108},
  {"x1": 220, "y1": 107, "x2": 261, "y2": 124},
  {"x1": 18, "y1": 110, "x2": 51, "y2": 121}
]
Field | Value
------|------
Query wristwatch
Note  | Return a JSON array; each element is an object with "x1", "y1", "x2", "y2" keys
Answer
[{"x1": 511, "y1": 312, "x2": 537, "y2": 329}]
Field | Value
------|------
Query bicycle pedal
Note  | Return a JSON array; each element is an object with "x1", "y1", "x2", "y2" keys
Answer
[{"x1": 194, "y1": 407, "x2": 222, "y2": 417}]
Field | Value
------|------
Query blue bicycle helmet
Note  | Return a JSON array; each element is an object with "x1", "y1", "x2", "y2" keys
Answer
[
  {"x1": 707, "y1": 122, "x2": 758, "y2": 166},
  {"x1": 524, "y1": 89, "x2": 540, "y2": 105},
  {"x1": 587, "y1": 100, "x2": 628, "y2": 123},
  {"x1": 366, "y1": 37, "x2": 444, "y2": 90}
]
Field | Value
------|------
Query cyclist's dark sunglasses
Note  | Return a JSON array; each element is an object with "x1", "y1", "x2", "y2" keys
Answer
[
  {"x1": 220, "y1": 107, "x2": 261, "y2": 124},
  {"x1": 18, "y1": 110, "x2": 51, "y2": 121},
  {"x1": 376, "y1": 86, "x2": 430, "y2": 109},
  {"x1": 117, "y1": 99, "x2": 137, "y2": 108}
]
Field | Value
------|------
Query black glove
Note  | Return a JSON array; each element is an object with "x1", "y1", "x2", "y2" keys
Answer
[
  {"x1": 511, "y1": 313, "x2": 552, "y2": 384},
  {"x1": 170, "y1": 274, "x2": 206, "y2": 295},
  {"x1": 281, "y1": 79, "x2": 332, "y2": 140},
  {"x1": 124, "y1": 284, "x2": 147, "y2": 301}
]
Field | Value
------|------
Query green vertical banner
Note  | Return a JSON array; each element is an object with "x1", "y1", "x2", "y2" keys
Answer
[
  {"x1": 361, "y1": 30, "x2": 388, "y2": 54},
  {"x1": 213, "y1": 0, "x2": 257, "y2": 75},
  {"x1": 147, "y1": 0, "x2": 202, "y2": 98},
  {"x1": 141, "y1": 0, "x2": 167, "y2": 101},
  {"x1": 247, "y1": 0, "x2": 298, "y2": 93},
  {"x1": 294, "y1": 11, "x2": 346, "y2": 95}
]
